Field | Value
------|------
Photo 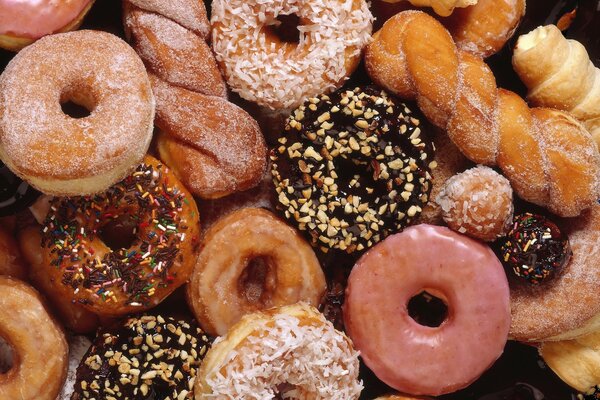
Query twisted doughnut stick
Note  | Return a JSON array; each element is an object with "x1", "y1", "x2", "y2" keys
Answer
[
  {"x1": 365, "y1": 11, "x2": 600, "y2": 217},
  {"x1": 513, "y1": 25, "x2": 600, "y2": 146}
]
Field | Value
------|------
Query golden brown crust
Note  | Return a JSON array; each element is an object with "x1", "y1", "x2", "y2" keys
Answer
[
  {"x1": 0, "y1": 276, "x2": 68, "y2": 400},
  {"x1": 366, "y1": 11, "x2": 600, "y2": 217},
  {"x1": 123, "y1": 3, "x2": 227, "y2": 97},
  {"x1": 152, "y1": 76, "x2": 267, "y2": 199},
  {"x1": 186, "y1": 208, "x2": 326, "y2": 336},
  {"x1": 0, "y1": 227, "x2": 27, "y2": 280}
]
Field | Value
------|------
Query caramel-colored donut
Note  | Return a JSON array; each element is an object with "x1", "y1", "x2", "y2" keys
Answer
[
  {"x1": 0, "y1": 0, "x2": 95, "y2": 51},
  {"x1": 0, "y1": 226, "x2": 27, "y2": 279},
  {"x1": 196, "y1": 303, "x2": 362, "y2": 399},
  {"x1": 0, "y1": 276, "x2": 68, "y2": 400},
  {"x1": 38, "y1": 156, "x2": 201, "y2": 316},
  {"x1": 0, "y1": 30, "x2": 155, "y2": 196},
  {"x1": 186, "y1": 208, "x2": 326, "y2": 336},
  {"x1": 211, "y1": 0, "x2": 373, "y2": 110}
]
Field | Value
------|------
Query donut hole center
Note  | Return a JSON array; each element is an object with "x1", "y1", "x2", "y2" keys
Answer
[
  {"x1": 99, "y1": 215, "x2": 138, "y2": 251},
  {"x1": 0, "y1": 336, "x2": 14, "y2": 374},
  {"x1": 267, "y1": 13, "x2": 303, "y2": 43},
  {"x1": 60, "y1": 87, "x2": 96, "y2": 119},
  {"x1": 239, "y1": 256, "x2": 277, "y2": 305},
  {"x1": 407, "y1": 290, "x2": 448, "y2": 328}
]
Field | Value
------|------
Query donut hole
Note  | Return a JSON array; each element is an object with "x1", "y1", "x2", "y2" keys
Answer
[
  {"x1": 60, "y1": 86, "x2": 96, "y2": 119},
  {"x1": 0, "y1": 336, "x2": 14, "y2": 374},
  {"x1": 266, "y1": 13, "x2": 303, "y2": 44},
  {"x1": 407, "y1": 290, "x2": 449, "y2": 328},
  {"x1": 98, "y1": 215, "x2": 138, "y2": 251},
  {"x1": 238, "y1": 256, "x2": 277, "y2": 305}
]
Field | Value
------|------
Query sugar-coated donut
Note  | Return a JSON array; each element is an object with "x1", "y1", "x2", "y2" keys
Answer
[
  {"x1": 211, "y1": 0, "x2": 373, "y2": 110},
  {"x1": 271, "y1": 86, "x2": 436, "y2": 254},
  {"x1": 196, "y1": 303, "x2": 363, "y2": 399},
  {"x1": 72, "y1": 314, "x2": 212, "y2": 400},
  {"x1": 344, "y1": 224, "x2": 510, "y2": 396},
  {"x1": 0, "y1": 276, "x2": 68, "y2": 400},
  {"x1": 436, "y1": 165, "x2": 513, "y2": 241},
  {"x1": 510, "y1": 204, "x2": 600, "y2": 342},
  {"x1": 39, "y1": 156, "x2": 200, "y2": 316},
  {"x1": 0, "y1": 0, "x2": 95, "y2": 51},
  {"x1": 186, "y1": 208, "x2": 326, "y2": 336},
  {"x1": 0, "y1": 30, "x2": 155, "y2": 196}
]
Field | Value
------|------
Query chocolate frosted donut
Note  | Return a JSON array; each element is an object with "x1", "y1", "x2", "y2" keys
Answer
[
  {"x1": 72, "y1": 314, "x2": 212, "y2": 400},
  {"x1": 271, "y1": 86, "x2": 435, "y2": 254}
]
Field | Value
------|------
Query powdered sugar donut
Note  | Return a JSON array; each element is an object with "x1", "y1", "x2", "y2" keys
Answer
[{"x1": 211, "y1": 0, "x2": 373, "y2": 110}]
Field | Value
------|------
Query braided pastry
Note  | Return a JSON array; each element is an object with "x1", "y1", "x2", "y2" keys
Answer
[
  {"x1": 365, "y1": 11, "x2": 600, "y2": 217},
  {"x1": 513, "y1": 25, "x2": 600, "y2": 146},
  {"x1": 123, "y1": 0, "x2": 268, "y2": 199}
]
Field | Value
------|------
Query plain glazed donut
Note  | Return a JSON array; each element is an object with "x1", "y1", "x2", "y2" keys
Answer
[
  {"x1": 0, "y1": 30, "x2": 155, "y2": 196},
  {"x1": 211, "y1": 0, "x2": 373, "y2": 110},
  {"x1": 0, "y1": 276, "x2": 68, "y2": 400},
  {"x1": 186, "y1": 208, "x2": 326, "y2": 336},
  {"x1": 0, "y1": 0, "x2": 95, "y2": 51},
  {"x1": 38, "y1": 156, "x2": 201, "y2": 316},
  {"x1": 196, "y1": 303, "x2": 362, "y2": 399},
  {"x1": 344, "y1": 224, "x2": 511, "y2": 396}
]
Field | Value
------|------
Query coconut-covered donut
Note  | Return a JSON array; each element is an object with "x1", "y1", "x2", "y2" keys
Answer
[
  {"x1": 271, "y1": 86, "x2": 436, "y2": 254},
  {"x1": 211, "y1": 0, "x2": 373, "y2": 110},
  {"x1": 0, "y1": 277, "x2": 68, "y2": 400},
  {"x1": 186, "y1": 208, "x2": 326, "y2": 336},
  {"x1": 0, "y1": 0, "x2": 95, "y2": 51},
  {"x1": 0, "y1": 30, "x2": 154, "y2": 196},
  {"x1": 39, "y1": 156, "x2": 200, "y2": 316},
  {"x1": 196, "y1": 303, "x2": 363, "y2": 399},
  {"x1": 72, "y1": 314, "x2": 212, "y2": 400}
]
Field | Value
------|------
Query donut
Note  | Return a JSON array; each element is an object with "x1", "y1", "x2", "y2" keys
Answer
[
  {"x1": 151, "y1": 75, "x2": 268, "y2": 199},
  {"x1": 343, "y1": 224, "x2": 511, "y2": 396},
  {"x1": 71, "y1": 314, "x2": 212, "y2": 400},
  {"x1": 57, "y1": 335, "x2": 93, "y2": 400},
  {"x1": 510, "y1": 204, "x2": 600, "y2": 342},
  {"x1": 0, "y1": 276, "x2": 68, "y2": 400},
  {"x1": 38, "y1": 156, "x2": 201, "y2": 316},
  {"x1": 0, "y1": 0, "x2": 95, "y2": 51},
  {"x1": 498, "y1": 213, "x2": 571, "y2": 285},
  {"x1": 435, "y1": 165, "x2": 513, "y2": 241},
  {"x1": 196, "y1": 303, "x2": 363, "y2": 399},
  {"x1": 186, "y1": 208, "x2": 326, "y2": 336},
  {"x1": 211, "y1": 0, "x2": 373, "y2": 110},
  {"x1": 18, "y1": 224, "x2": 100, "y2": 334},
  {"x1": 0, "y1": 160, "x2": 39, "y2": 217},
  {"x1": 271, "y1": 86, "x2": 436, "y2": 254},
  {"x1": 0, "y1": 226, "x2": 27, "y2": 279},
  {"x1": 0, "y1": 30, "x2": 155, "y2": 196}
]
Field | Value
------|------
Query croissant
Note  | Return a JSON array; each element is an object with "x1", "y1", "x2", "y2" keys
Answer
[
  {"x1": 513, "y1": 25, "x2": 600, "y2": 146},
  {"x1": 381, "y1": 0, "x2": 478, "y2": 16},
  {"x1": 365, "y1": 11, "x2": 600, "y2": 217}
]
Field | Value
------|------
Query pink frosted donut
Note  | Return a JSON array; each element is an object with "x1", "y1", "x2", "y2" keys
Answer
[
  {"x1": 343, "y1": 224, "x2": 510, "y2": 396},
  {"x1": 0, "y1": 0, "x2": 95, "y2": 51}
]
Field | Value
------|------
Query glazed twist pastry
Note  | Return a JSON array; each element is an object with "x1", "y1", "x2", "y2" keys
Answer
[
  {"x1": 513, "y1": 25, "x2": 600, "y2": 146},
  {"x1": 366, "y1": 11, "x2": 600, "y2": 217},
  {"x1": 381, "y1": 0, "x2": 478, "y2": 17}
]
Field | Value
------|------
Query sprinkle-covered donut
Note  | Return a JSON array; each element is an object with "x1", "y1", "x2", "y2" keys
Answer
[
  {"x1": 271, "y1": 86, "x2": 436, "y2": 254},
  {"x1": 40, "y1": 156, "x2": 200, "y2": 316},
  {"x1": 344, "y1": 225, "x2": 511, "y2": 396},
  {"x1": 72, "y1": 314, "x2": 212, "y2": 400},
  {"x1": 211, "y1": 0, "x2": 373, "y2": 110}
]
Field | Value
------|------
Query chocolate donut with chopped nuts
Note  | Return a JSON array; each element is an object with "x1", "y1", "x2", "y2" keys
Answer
[
  {"x1": 71, "y1": 314, "x2": 213, "y2": 400},
  {"x1": 271, "y1": 86, "x2": 436, "y2": 254}
]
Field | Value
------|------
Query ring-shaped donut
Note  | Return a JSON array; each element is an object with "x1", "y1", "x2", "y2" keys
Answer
[
  {"x1": 0, "y1": 277, "x2": 68, "y2": 400},
  {"x1": 211, "y1": 0, "x2": 373, "y2": 110},
  {"x1": 186, "y1": 208, "x2": 326, "y2": 336},
  {"x1": 343, "y1": 224, "x2": 511, "y2": 396}
]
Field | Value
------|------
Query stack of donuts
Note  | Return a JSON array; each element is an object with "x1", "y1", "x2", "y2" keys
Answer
[{"x1": 0, "y1": 0, "x2": 600, "y2": 399}]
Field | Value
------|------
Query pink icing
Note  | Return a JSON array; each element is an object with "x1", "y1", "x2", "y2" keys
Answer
[
  {"x1": 0, "y1": 0, "x2": 92, "y2": 39},
  {"x1": 344, "y1": 224, "x2": 511, "y2": 396}
]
